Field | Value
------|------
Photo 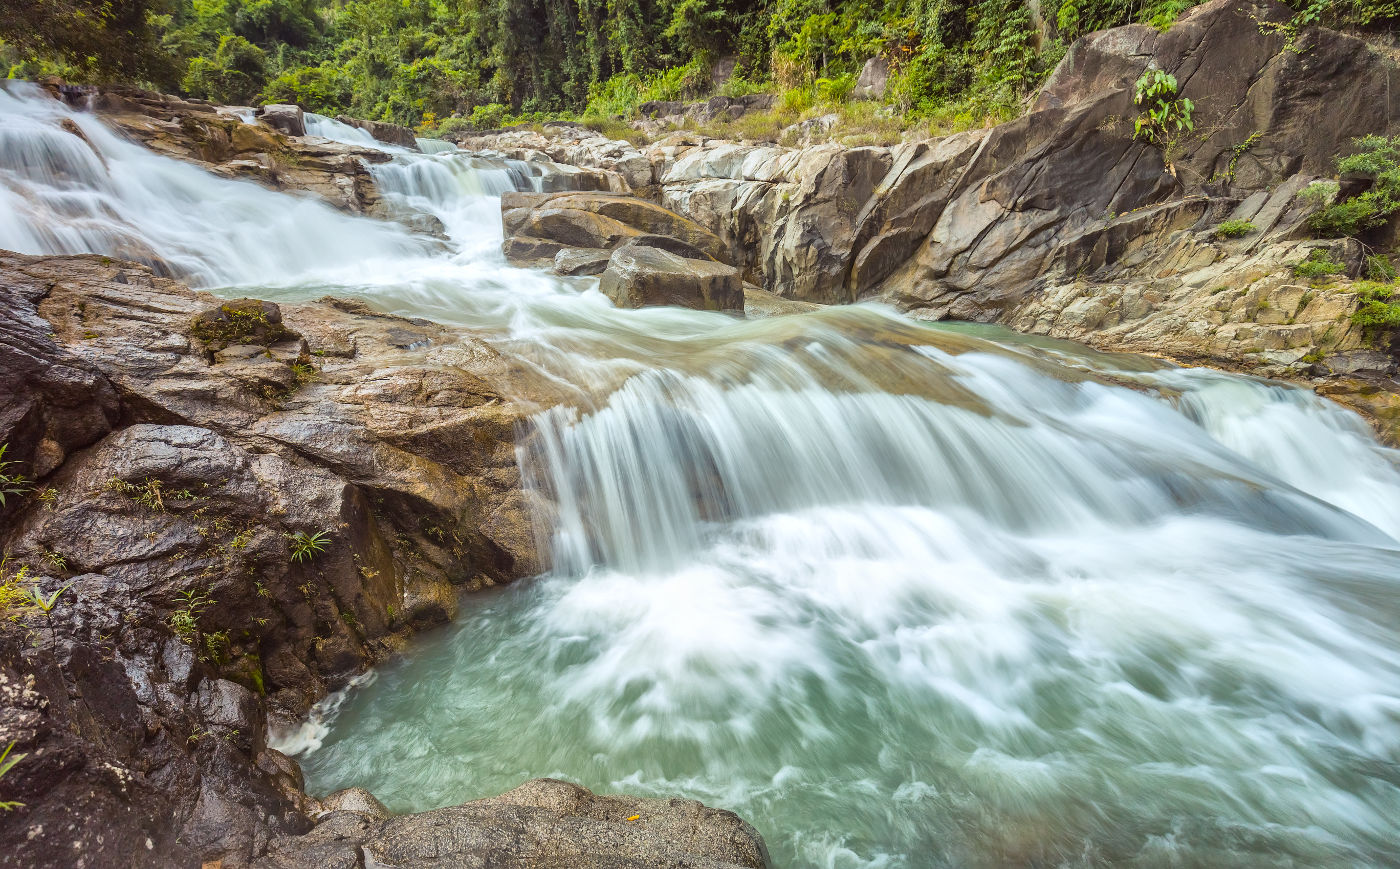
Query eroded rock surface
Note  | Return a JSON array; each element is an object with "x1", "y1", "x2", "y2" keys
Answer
[
  {"x1": 0, "y1": 251, "x2": 559, "y2": 867},
  {"x1": 259, "y1": 778, "x2": 770, "y2": 869}
]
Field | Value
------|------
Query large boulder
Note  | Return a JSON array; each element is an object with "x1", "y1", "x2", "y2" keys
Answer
[
  {"x1": 502, "y1": 191, "x2": 731, "y2": 272},
  {"x1": 598, "y1": 243, "x2": 743, "y2": 312},
  {"x1": 258, "y1": 103, "x2": 306, "y2": 137},
  {"x1": 258, "y1": 778, "x2": 771, "y2": 869}
]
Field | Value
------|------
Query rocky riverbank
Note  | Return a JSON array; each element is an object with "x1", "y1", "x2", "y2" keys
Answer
[
  {"x1": 478, "y1": 0, "x2": 1400, "y2": 440},
  {"x1": 0, "y1": 252, "x2": 769, "y2": 868}
]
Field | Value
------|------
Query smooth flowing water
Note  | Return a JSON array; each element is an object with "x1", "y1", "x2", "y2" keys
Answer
[{"x1": 3, "y1": 82, "x2": 1399, "y2": 868}]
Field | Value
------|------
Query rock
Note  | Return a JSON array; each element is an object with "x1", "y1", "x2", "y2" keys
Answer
[
  {"x1": 502, "y1": 192, "x2": 730, "y2": 269},
  {"x1": 853, "y1": 56, "x2": 890, "y2": 100},
  {"x1": 83, "y1": 85, "x2": 391, "y2": 216},
  {"x1": 599, "y1": 244, "x2": 743, "y2": 313},
  {"x1": 316, "y1": 788, "x2": 390, "y2": 819},
  {"x1": 334, "y1": 115, "x2": 420, "y2": 151},
  {"x1": 258, "y1": 778, "x2": 771, "y2": 869},
  {"x1": 553, "y1": 247, "x2": 613, "y2": 276},
  {"x1": 258, "y1": 104, "x2": 306, "y2": 137},
  {"x1": 0, "y1": 250, "x2": 572, "y2": 867}
]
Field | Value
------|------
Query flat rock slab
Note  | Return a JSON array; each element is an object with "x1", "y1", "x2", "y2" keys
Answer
[{"x1": 258, "y1": 778, "x2": 771, "y2": 869}]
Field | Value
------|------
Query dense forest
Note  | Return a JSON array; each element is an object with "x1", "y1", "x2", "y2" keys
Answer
[{"x1": 2, "y1": 0, "x2": 1396, "y2": 134}]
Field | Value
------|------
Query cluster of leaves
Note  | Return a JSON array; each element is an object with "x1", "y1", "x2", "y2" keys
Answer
[
  {"x1": 3, "y1": 0, "x2": 1398, "y2": 131},
  {"x1": 0, "y1": 444, "x2": 28, "y2": 509},
  {"x1": 1352, "y1": 280, "x2": 1400, "y2": 330},
  {"x1": 1292, "y1": 248, "x2": 1344, "y2": 281},
  {"x1": 1131, "y1": 68, "x2": 1193, "y2": 148},
  {"x1": 287, "y1": 528, "x2": 330, "y2": 563},
  {"x1": 1308, "y1": 135, "x2": 1400, "y2": 238}
]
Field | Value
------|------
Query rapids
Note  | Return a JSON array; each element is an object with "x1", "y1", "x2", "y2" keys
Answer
[{"x1": 2, "y1": 81, "x2": 1399, "y2": 867}]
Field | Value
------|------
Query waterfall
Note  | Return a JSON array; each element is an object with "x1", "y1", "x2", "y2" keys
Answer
[{"x1": 2, "y1": 77, "x2": 1399, "y2": 869}]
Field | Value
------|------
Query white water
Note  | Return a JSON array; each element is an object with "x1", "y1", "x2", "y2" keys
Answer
[{"x1": 3, "y1": 81, "x2": 1400, "y2": 868}]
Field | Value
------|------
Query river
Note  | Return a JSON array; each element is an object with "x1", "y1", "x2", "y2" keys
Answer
[{"x1": 3, "y1": 81, "x2": 1399, "y2": 868}]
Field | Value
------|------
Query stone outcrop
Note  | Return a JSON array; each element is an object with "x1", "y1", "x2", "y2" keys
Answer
[
  {"x1": 335, "y1": 115, "x2": 420, "y2": 151},
  {"x1": 257, "y1": 104, "x2": 306, "y2": 138},
  {"x1": 452, "y1": 125, "x2": 654, "y2": 191},
  {"x1": 259, "y1": 778, "x2": 770, "y2": 869},
  {"x1": 501, "y1": 190, "x2": 731, "y2": 275},
  {"x1": 599, "y1": 243, "x2": 744, "y2": 312},
  {"x1": 69, "y1": 85, "x2": 391, "y2": 216},
  {"x1": 0, "y1": 251, "x2": 543, "y2": 866}
]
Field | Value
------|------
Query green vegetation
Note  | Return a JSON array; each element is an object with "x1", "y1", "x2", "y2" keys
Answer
[
  {"x1": 6, "y1": 0, "x2": 1396, "y2": 136},
  {"x1": 0, "y1": 444, "x2": 28, "y2": 509},
  {"x1": 1132, "y1": 68, "x2": 1193, "y2": 148},
  {"x1": 1213, "y1": 219, "x2": 1256, "y2": 239},
  {"x1": 1366, "y1": 254, "x2": 1398, "y2": 282},
  {"x1": 169, "y1": 587, "x2": 212, "y2": 642},
  {"x1": 1309, "y1": 135, "x2": 1400, "y2": 238},
  {"x1": 1352, "y1": 280, "x2": 1400, "y2": 329},
  {"x1": 1292, "y1": 248, "x2": 1344, "y2": 281},
  {"x1": 0, "y1": 741, "x2": 25, "y2": 811},
  {"x1": 288, "y1": 528, "x2": 330, "y2": 563}
]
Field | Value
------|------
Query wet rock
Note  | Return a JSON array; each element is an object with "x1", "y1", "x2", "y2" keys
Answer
[
  {"x1": 334, "y1": 115, "x2": 420, "y2": 151},
  {"x1": 0, "y1": 251, "x2": 570, "y2": 867},
  {"x1": 258, "y1": 104, "x2": 306, "y2": 138},
  {"x1": 259, "y1": 779, "x2": 771, "y2": 869},
  {"x1": 316, "y1": 787, "x2": 390, "y2": 819},
  {"x1": 599, "y1": 244, "x2": 743, "y2": 313},
  {"x1": 553, "y1": 247, "x2": 613, "y2": 276},
  {"x1": 502, "y1": 191, "x2": 730, "y2": 269}
]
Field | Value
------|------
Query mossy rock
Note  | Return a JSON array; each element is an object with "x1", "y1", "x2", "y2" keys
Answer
[{"x1": 191, "y1": 299, "x2": 299, "y2": 350}]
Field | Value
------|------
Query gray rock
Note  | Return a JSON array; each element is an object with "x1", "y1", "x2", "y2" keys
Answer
[
  {"x1": 599, "y1": 245, "x2": 743, "y2": 313},
  {"x1": 335, "y1": 115, "x2": 420, "y2": 151},
  {"x1": 259, "y1": 103, "x2": 306, "y2": 137},
  {"x1": 853, "y1": 56, "x2": 890, "y2": 100},
  {"x1": 553, "y1": 247, "x2": 613, "y2": 276},
  {"x1": 259, "y1": 779, "x2": 771, "y2": 869}
]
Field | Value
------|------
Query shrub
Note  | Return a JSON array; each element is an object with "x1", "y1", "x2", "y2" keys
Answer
[
  {"x1": 288, "y1": 529, "x2": 331, "y2": 563},
  {"x1": 468, "y1": 103, "x2": 509, "y2": 130},
  {"x1": 1132, "y1": 68, "x2": 1194, "y2": 147},
  {"x1": 1292, "y1": 248, "x2": 1344, "y2": 280},
  {"x1": 1367, "y1": 254, "x2": 1398, "y2": 282},
  {"x1": 1352, "y1": 281, "x2": 1400, "y2": 329},
  {"x1": 1214, "y1": 219, "x2": 1256, "y2": 239},
  {"x1": 1309, "y1": 135, "x2": 1400, "y2": 237}
]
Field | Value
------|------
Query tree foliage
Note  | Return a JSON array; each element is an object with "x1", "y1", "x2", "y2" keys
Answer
[{"x1": 3, "y1": 0, "x2": 1397, "y2": 129}]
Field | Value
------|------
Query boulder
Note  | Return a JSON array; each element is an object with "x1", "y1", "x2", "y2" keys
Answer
[
  {"x1": 598, "y1": 244, "x2": 743, "y2": 312},
  {"x1": 502, "y1": 192, "x2": 730, "y2": 269},
  {"x1": 258, "y1": 778, "x2": 771, "y2": 869},
  {"x1": 853, "y1": 57, "x2": 890, "y2": 100},
  {"x1": 335, "y1": 115, "x2": 420, "y2": 151},
  {"x1": 553, "y1": 247, "x2": 613, "y2": 276},
  {"x1": 258, "y1": 103, "x2": 306, "y2": 137}
]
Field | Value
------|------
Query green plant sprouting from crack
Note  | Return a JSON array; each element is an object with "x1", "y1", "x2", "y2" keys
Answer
[
  {"x1": 288, "y1": 529, "x2": 332, "y2": 564},
  {"x1": 1132, "y1": 68, "x2": 1193, "y2": 150},
  {"x1": 0, "y1": 444, "x2": 30, "y2": 509}
]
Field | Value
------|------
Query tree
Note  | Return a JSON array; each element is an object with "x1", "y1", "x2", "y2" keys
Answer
[{"x1": 0, "y1": 0, "x2": 178, "y2": 85}]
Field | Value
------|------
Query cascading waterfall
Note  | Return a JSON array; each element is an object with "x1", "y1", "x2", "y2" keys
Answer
[{"x1": 2, "y1": 78, "x2": 1399, "y2": 869}]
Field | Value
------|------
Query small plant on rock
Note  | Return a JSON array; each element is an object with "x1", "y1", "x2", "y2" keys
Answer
[
  {"x1": 0, "y1": 741, "x2": 26, "y2": 811},
  {"x1": 1366, "y1": 254, "x2": 1398, "y2": 282},
  {"x1": 0, "y1": 444, "x2": 30, "y2": 508},
  {"x1": 288, "y1": 530, "x2": 331, "y2": 564},
  {"x1": 1309, "y1": 135, "x2": 1400, "y2": 238},
  {"x1": 1292, "y1": 249, "x2": 1343, "y2": 281},
  {"x1": 1132, "y1": 68, "x2": 1194, "y2": 149},
  {"x1": 1352, "y1": 282, "x2": 1400, "y2": 330},
  {"x1": 1214, "y1": 219, "x2": 1256, "y2": 239},
  {"x1": 169, "y1": 588, "x2": 212, "y2": 643}
]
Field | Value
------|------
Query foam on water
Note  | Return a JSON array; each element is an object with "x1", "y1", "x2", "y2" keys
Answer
[{"x1": 3, "y1": 80, "x2": 1399, "y2": 869}]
